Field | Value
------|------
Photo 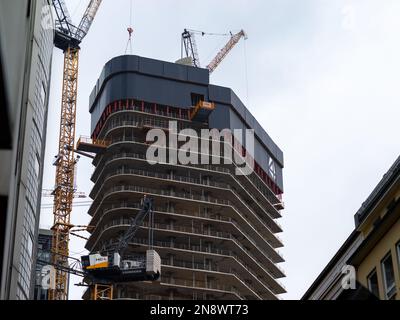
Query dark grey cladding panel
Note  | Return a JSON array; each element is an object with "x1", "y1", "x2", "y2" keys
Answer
[
  {"x1": 89, "y1": 55, "x2": 209, "y2": 112},
  {"x1": 188, "y1": 67, "x2": 209, "y2": 84},
  {"x1": 139, "y1": 57, "x2": 164, "y2": 77},
  {"x1": 208, "y1": 85, "x2": 231, "y2": 104},
  {"x1": 89, "y1": 72, "x2": 209, "y2": 132},
  {"x1": 109, "y1": 55, "x2": 140, "y2": 74},
  {"x1": 230, "y1": 91, "x2": 247, "y2": 119},
  {"x1": 163, "y1": 62, "x2": 188, "y2": 82},
  {"x1": 209, "y1": 84, "x2": 284, "y2": 167},
  {"x1": 208, "y1": 104, "x2": 231, "y2": 132}
]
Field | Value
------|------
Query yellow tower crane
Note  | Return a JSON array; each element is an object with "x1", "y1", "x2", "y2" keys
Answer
[{"x1": 49, "y1": 0, "x2": 102, "y2": 300}]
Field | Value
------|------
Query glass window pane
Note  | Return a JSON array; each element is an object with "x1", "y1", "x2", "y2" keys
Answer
[
  {"x1": 34, "y1": 155, "x2": 40, "y2": 178},
  {"x1": 382, "y1": 253, "x2": 396, "y2": 298},
  {"x1": 367, "y1": 270, "x2": 379, "y2": 298},
  {"x1": 40, "y1": 82, "x2": 46, "y2": 106},
  {"x1": 26, "y1": 235, "x2": 33, "y2": 259},
  {"x1": 397, "y1": 242, "x2": 400, "y2": 269}
]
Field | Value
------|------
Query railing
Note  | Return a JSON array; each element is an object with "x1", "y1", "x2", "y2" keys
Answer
[
  {"x1": 90, "y1": 165, "x2": 282, "y2": 238},
  {"x1": 89, "y1": 182, "x2": 282, "y2": 252},
  {"x1": 160, "y1": 276, "x2": 244, "y2": 299},
  {"x1": 93, "y1": 202, "x2": 233, "y2": 226},
  {"x1": 115, "y1": 294, "x2": 206, "y2": 300},
  {"x1": 92, "y1": 152, "x2": 230, "y2": 182},
  {"x1": 92, "y1": 219, "x2": 233, "y2": 244},
  {"x1": 90, "y1": 221, "x2": 285, "y2": 294},
  {"x1": 99, "y1": 168, "x2": 283, "y2": 250},
  {"x1": 92, "y1": 151, "x2": 282, "y2": 232},
  {"x1": 89, "y1": 202, "x2": 284, "y2": 274},
  {"x1": 161, "y1": 259, "x2": 265, "y2": 299},
  {"x1": 94, "y1": 166, "x2": 230, "y2": 193},
  {"x1": 97, "y1": 137, "x2": 282, "y2": 218},
  {"x1": 92, "y1": 181, "x2": 273, "y2": 241},
  {"x1": 94, "y1": 139, "x2": 279, "y2": 209},
  {"x1": 77, "y1": 136, "x2": 110, "y2": 147},
  {"x1": 94, "y1": 106, "x2": 283, "y2": 206},
  {"x1": 129, "y1": 237, "x2": 281, "y2": 295}
]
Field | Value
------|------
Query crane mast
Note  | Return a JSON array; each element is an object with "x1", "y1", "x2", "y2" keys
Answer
[
  {"x1": 49, "y1": 46, "x2": 79, "y2": 301},
  {"x1": 50, "y1": 0, "x2": 102, "y2": 300}
]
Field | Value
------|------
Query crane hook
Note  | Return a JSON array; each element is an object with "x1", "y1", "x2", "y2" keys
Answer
[{"x1": 127, "y1": 27, "x2": 134, "y2": 39}]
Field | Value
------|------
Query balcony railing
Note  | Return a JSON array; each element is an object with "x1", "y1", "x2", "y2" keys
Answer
[
  {"x1": 89, "y1": 202, "x2": 284, "y2": 276},
  {"x1": 92, "y1": 175, "x2": 283, "y2": 262},
  {"x1": 160, "y1": 276, "x2": 245, "y2": 299},
  {"x1": 99, "y1": 133, "x2": 282, "y2": 210},
  {"x1": 131, "y1": 237, "x2": 283, "y2": 295},
  {"x1": 89, "y1": 183, "x2": 281, "y2": 247},
  {"x1": 161, "y1": 259, "x2": 263, "y2": 299},
  {"x1": 94, "y1": 107, "x2": 283, "y2": 206},
  {"x1": 91, "y1": 161, "x2": 282, "y2": 233},
  {"x1": 89, "y1": 221, "x2": 285, "y2": 294}
]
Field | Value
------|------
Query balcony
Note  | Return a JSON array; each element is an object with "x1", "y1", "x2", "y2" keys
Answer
[
  {"x1": 160, "y1": 277, "x2": 244, "y2": 300},
  {"x1": 86, "y1": 220, "x2": 286, "y2": 294},
  {"x1": 88, "y1": 183, "x2": 282, "y2": 250},
  {"x1": 89, "y1": 202, "x2": 283, "y2": 265},
  {"x1": 97, "y1": 135, "x2": 282, "y2": 219},
  {"x1": 91, "y1": 157, "x2": 281, "y2": 227},
  {"x1": 90, "y1": 156, "x2": 282, "y2": 234},
  {"x1": 94, "y1": 114, "x2": 283, "y2": 212}
]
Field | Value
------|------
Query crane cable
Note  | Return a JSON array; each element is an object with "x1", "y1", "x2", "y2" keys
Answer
[
  {"x1": 187, "y1": 29, "x2": 231, "y2": 37},
  {"x1": 243, "y1": 38, "x2": 250, "y2": 106},
  {"x1": 125, "y1": 0, "x2": 134, "y2": 54}
]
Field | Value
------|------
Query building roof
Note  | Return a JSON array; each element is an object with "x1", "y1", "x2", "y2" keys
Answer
[
  {"x1": 354, "y1": 155, "x2": 400, "y2": 227},
  {"x1": 88, "y1": 54, "x2": 284, "y2": 167},
  {"x1": 303, "y1": 154, "x2": 400, "y2": 299},
  {"x1": 301, "y1": 230, "x2": 360, "y2": 300},
  {"x1": 349, "y1": 194, "x2": 400, "y2": 267}
]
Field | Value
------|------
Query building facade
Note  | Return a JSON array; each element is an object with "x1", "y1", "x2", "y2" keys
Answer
[
  {"x1": 85, "y1": 55, "x2": 285, "y2": 300},
  {"x1": 34, "y1": 229, "x2": 52, "y2": 300},
  {"x1": 303, "y1": 155, "x2": 400, "y2": 300},
  {"x1": 348, "y1": 156, "x2": 400, "y2": 300},
  {"x1": 0, "y1": 0, "x2": 54, "y2": 300}
]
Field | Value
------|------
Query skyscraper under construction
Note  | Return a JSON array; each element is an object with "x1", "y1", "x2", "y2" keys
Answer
[{"x1": 85, "y1": 55, "x2": 285, "y2": 300}]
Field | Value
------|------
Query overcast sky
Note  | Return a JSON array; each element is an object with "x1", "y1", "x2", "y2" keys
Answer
[{"x1": 40, "y1": 0, "x2": 400, "y2": 300}]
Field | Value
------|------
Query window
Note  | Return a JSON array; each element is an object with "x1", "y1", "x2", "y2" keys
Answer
[
  {"x1": 268, "y1": 158, "x2": 277, "y2": 181},
  {"x1": 34, "y1": 153, "x2": 40, "y2": 178},
  {"x1": 191, "y1": 93, "x2": 204, "y2": 106},
  {"x1": 39, "y1": 82, "x2": 46, "y2": 106},
  {"x1": 397, "y1": 241, "x2": 400, "y2": 279},
  {"x1": 381, "y1": 253, "x2": 396, "y2": 299},
  {"x1": 367, "y1": 269, "x2": 379, "y2": 298},
  {"x1": 26, "y1": 235, "x2": 33, "y2": 260}
]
